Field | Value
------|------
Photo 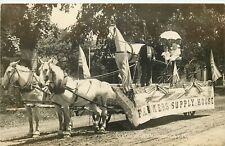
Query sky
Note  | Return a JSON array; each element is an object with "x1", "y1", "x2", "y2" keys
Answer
[
  {"x1": 50, "y1": 4, "x2": 82, "y2": 29},
  {"x1": 49, "y1": 2, "x2": 224, "y2": 29}
]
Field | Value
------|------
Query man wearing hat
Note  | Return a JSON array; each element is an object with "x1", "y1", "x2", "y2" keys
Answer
[{"x1": 139, "y1": 39, "x2": 156, "y2": 87}]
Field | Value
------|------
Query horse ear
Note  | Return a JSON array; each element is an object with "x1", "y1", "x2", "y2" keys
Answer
[
  {"x1": 48, "y1": 58, "x2": 54, "y2": 64},
  {"x1": 11, "y1": 60, "x2": 19, "y2": 67},
  {"x1": 16, "y1": 60, "x2": 20, "y2": 64},
  {"x1": 52, "y1": 58, "x2": 58, "y2": 65},
  {"x1": 38, "y1": 57, "x2": 44, "y2": 64}
]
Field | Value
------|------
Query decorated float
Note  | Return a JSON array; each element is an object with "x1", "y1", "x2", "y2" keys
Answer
[{"x1": 106, "y1": 26, "x2": 221, "y2": 127}]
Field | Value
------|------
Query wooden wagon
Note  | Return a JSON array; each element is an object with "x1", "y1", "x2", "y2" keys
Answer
[{"x1": 109, "y1": 81, "x2": 214, "y2": 128}]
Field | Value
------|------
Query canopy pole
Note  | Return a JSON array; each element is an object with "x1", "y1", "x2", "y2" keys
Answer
[
  {"x1": 88, "y1": 46, "x2": 91, "y2": 71},
  {"x1": 77, "y1": 45, "x2": 80, "y2": 80}
]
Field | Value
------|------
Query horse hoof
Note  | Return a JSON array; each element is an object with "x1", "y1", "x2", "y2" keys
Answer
[
  {"x1": 64, "y1": 134, "x2": 71, "y2": 138},
  {"x1": 94, "y1": 126, "x2": 99, "y2": 133},
  {"x1": 33, "y1": 131, "x2": 40, "y2": 137},
  {"x1": 27, "y1": 132, "x2": 33, "y2": 138},
  {"x1": 63, "y1": 131, "x2": 71, "y2": 137},
  {"x1": 97, "y1": 127, "x2": 106, "y2": 134}
]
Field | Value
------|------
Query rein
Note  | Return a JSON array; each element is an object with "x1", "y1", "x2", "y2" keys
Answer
[
  {"x1": 64, "y1": 85, "x2": 113, "y2": 110},
  {"x1": 7, "y1": 69, "x2": 17, "y2": 86},
  {"x1": 90, "y1": 63, "x2": 136, "y2": 79},
  {"x1": 39, "y1": 62, "x2": 118, "y2": 110},
  {"x1": 5, "y1": 65, "x2": 65, "y2": 107}
]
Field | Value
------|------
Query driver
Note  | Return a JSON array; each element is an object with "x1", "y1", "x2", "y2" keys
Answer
[{"x1": 139, "y1": 39, "x2": 156, "y2": 87}]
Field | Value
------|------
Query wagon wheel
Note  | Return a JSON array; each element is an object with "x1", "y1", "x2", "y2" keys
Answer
[{"x1": 183, "y1": 111, "x2": 196, "y2": 117}]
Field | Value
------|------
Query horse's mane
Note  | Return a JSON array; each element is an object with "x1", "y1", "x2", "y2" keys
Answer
[
  {"x1": 12, "y1": 63, "x2": 30, "y2": 72},
  {"x1": 49, "y1": 63, "x2": 65, "y2": 85}
]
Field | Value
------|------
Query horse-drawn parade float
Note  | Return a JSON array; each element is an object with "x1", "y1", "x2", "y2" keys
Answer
[
  {"x1": 102, "y1": 25, "x2": 216, "y2": 128},
  {"x1": 1, "y1": 23, "x2": 222, "y2": 140}
]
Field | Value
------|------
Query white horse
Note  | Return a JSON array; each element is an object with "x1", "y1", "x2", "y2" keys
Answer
[
  {"x1": 107, "y1": 25, "x2": 146, "y2": 63},
  {"x1": 38, "y1": 59, "x2": 117, "y2": 136},
  {"x1": 2, "y1": 61, "x2": 46, "y2": 137},
  {"x1": 107, "y1": 25, "x2": 155, "y2": 84}
]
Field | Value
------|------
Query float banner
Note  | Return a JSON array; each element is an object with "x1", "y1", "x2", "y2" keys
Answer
[{"x1": 134, "y1": 86, "x2": 214, "y2": 125}]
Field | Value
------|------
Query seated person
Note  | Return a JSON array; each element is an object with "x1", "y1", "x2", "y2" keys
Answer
[
  {"x1": 161, "y1": 46, "x2": 170, "y2": 63},
  {"x1": 169, "y1": 43, "x2": 181, "y2": 61}
]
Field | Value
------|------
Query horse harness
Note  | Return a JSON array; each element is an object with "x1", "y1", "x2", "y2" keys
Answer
[
  {"x1": 65, "y1": 79, "x2": 93, "y2": 103},
  {"x1": 20, "y1": 71, "x2": 35, "y2": 93},
  {"x1": 64, "y1": 80, "x2": 112, "y2": 110},
  {"x1": 42, "y1": 69, "x2": 97, "y2": 106},
  {"x1": 7, "y1": 66, "x2": 36, "y2": 93},
  {"x1": 115, "y1": 43, "x2": 135, "y2": 62},
  {"x1": 43, "y1": 66, "x2": 112, "y2": 109}
]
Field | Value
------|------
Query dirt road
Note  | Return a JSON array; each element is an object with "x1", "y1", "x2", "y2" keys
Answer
[{"x1": 1, "y1": 87, "x2": 225, "y2": 146}]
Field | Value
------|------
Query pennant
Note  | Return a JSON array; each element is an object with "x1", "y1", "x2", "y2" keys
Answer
[
  {"x1": 114, "y1": 26, "x2": 133, "y2": 92},
  {"x1": 114, "y1": 27, "x2": 132, "y2": 52},
  {"x1": 79, "y1": 46, "x2": 91, "y2": 79},
  {"x1": 210, "y1": 50, "x2": 222, "y2": 82},
  {"x1": 172, "y1": 62, "x2": 180, "y2": 84}
]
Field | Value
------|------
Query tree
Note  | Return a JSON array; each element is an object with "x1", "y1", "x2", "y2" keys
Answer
[
  {"x1": 67, "y1": 4, "x2": 225, "y2": 81},
  {"x1": 1, "y1": 4, "x2": 58, "y2": 73},
  {"x1": 2, "y1": 4, "x2": 224, "y2": 81}
]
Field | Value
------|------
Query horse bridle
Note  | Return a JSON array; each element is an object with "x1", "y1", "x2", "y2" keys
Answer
[
  {"x1": 6, "y1": 66, "x2": 34, "y2": 90},
  {"x1": 6, "y1": 66, "x2": 20, "y2": 87}
]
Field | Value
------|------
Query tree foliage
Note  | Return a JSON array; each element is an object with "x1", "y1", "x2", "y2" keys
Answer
[
  {"x1": 1, "y1": 4, "x2": 224, "y2": 81},
  {"x1": 67, "y1": 4, "x2": 225, "y2": 80},
  {"x1": 1, "y1": 4, "x2": 58, "y2": 70}
]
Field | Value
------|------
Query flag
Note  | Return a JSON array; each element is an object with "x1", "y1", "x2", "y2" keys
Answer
[
  {"x1": 113, "y1": 26, "x2": 133, "y2": 92},
  {"x1": 115, "y1": 53, "x2": 133, "y2": 92},
  {"x1": 79, "y1": 46, "x2": 91, "y2": 79},
  {"x1": 172, "y1": 62, "x2": 180, "y2": 84},
  {"x1": 210, "y1": 50, "x2": 222, "y2": 82},
  {"x1": 114, "y1": 27, "x2": 132, "y2": 52}
]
